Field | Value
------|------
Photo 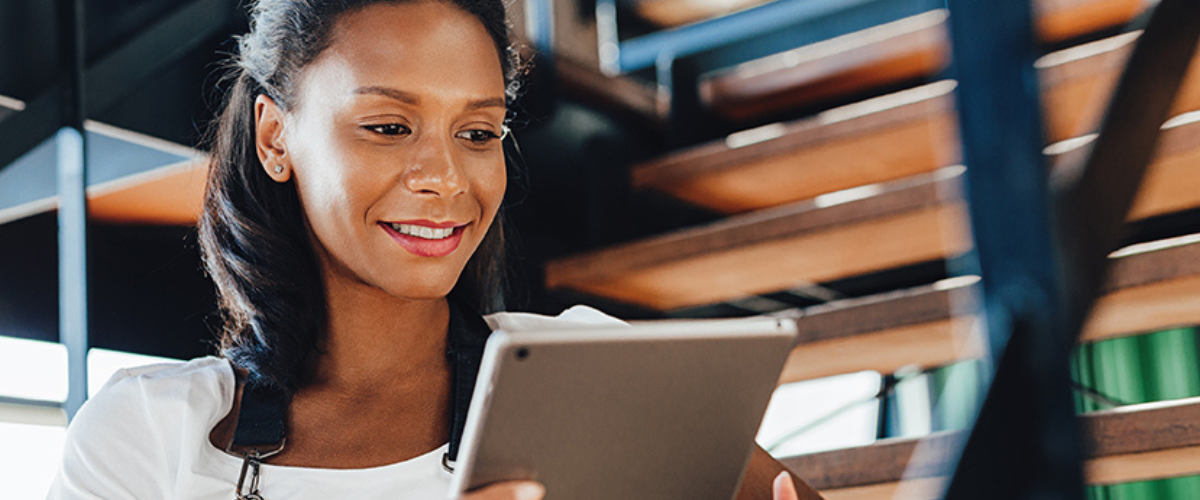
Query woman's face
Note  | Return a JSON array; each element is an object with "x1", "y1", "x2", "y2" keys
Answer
[{"x1": 257, "y1": 1, "x2": 508, "y2": 301}]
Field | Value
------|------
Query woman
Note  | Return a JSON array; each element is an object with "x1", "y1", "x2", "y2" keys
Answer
[{"x1": 48, "y1": 0, "x2": 823, "y2": 498}]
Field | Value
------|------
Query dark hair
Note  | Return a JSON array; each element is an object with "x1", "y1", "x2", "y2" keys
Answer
[{"x1": 198, "y1": 0, "x2": 521, "y2": 395}]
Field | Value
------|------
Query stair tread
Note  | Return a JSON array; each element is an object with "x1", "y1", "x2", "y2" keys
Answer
[
  {"x1": 641, "y1": 33, "x2": 1200, "y2": 215},
  {"x1": 777, "y1": 236, "x2": 1200, "y2": 383},
  {"x1": 696, "y1": 0, "x2": 1144, "y2": 121},
  {"x1": 780, "y1": 396, "x2": 1200, "y2": 497},
  {"x1": 551, "y1": 117, "x2": 1200, "y2": 311}
]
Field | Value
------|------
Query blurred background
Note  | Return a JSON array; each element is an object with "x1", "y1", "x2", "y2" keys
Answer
[{"x1": 3, "y1": 0, "x2": 1200, "y2": 498}]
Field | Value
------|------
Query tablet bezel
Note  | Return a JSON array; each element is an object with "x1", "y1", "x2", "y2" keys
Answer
[{"x1": 448, "y1": 316, "x2": 797, "y2": 499}]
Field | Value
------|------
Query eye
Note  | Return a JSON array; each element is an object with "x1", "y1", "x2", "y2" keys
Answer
[
  {"x1": 455, "y1": 128, "x2": 503, "y2": 146},
  {"x1": 363, "y1": 123, "x2": 411, "y2": 136}
]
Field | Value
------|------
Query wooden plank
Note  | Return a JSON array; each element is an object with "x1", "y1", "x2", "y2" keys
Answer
[
  {"x1": 634, "y1": 0, "x2": 1140, "y2": 35},
  {"x1": 557, "y1": 56, "x2": 663, "y2": 127},
  {"x1": 1035, "y1": 0, "x2": 1144, "y2": 43},
  {"x1": 777, "y1": 279, "x2": 981, "y2": 384},
  {"x1": 699, "y1": 0, "x2": 1146, "y2": 123},
  {"x1": 633, "y1": 0, "x2": 771, "y2": 27},
  {"x1": 700, "y1": 11, "x2": 950, "y2": 121},
  {"x1": 1040, "y1": 31, "x2": 1200, "y2": 142},
  {"x1": 88, "y1": 158, "x2": 208, "y2": 225},
  {"x1": 781, "y1": 397, "x2": 1200, "y2": 498},
  {"x1": 0, "y1": 158, "x2": 208, "y2": 226},
  {"x1": 555, "y1": 115, "x2": 1200, "y2": 311},
  {"x1": 635, "y1": 82, "x2": 961, "y2": 214},
  {"x1": 547, "y1": 169, "x2": 971, "y2": 310},
  {"x1": 1050, "y1": 111, "x2": 1200, "y2": 221},
  {"x1": 776, "y1": 237, "x2": 1200, "y2": 384},
  {"x1": 649, "y1": 33, "x2": 1200, "y2": 215}
]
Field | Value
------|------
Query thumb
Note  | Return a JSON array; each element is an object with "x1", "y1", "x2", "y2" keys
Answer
[
  {"x1": 773, "y1": 471, "x2": 800, "y2": 500},
  {"x1": 461, "y1": 481, "x2": 545, "y2": 500}
]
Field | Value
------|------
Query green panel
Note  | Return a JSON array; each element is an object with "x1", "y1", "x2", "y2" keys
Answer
[
  {"x1": 1077, "y1": 328, "x2": 1200, "y2": 500},
  {"x1": 929, "y1": 359, "x2": 984, "y2": 431},
  {"x1": 1139, "y1": 328, "x2": 1200, "y2": 401}
]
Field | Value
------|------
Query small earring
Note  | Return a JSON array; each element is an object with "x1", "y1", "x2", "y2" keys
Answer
[{"x1": 273, "y1": 165, "x2": 284, "y2": 174}]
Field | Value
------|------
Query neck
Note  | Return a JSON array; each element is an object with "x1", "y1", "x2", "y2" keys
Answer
[{"x1": 310, "y1": 275, "x2": 452, "y2": 399}]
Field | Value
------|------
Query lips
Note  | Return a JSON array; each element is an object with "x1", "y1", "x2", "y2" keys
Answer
[{"x1": 379, "y1": 219, "x2": 467, "y2": 257}]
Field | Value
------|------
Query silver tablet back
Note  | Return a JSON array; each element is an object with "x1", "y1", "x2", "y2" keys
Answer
[{"x1": 450, "y1": 316, "x2": 797, "y2": 500}]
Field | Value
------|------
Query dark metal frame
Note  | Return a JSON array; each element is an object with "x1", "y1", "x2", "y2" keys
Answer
[
  {"x1": 0, "y1": 0, "x2": 233, "y2": 420},
  {"x1": 588, "y1": 0, "x2": 1200, "y2": 494},
  {"x1": 942, "y1": 0, "x2": 1200, "y2": 496},
  {"x1": 0, "y1": 0, "x2": 231, "y2": 174},
  {"x1": 594, "y1": 0, "x2": 943, "y2": 145}
]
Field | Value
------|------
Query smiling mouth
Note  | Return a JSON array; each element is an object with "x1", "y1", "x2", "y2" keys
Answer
[
  {"x1": 379, "y1": 221, "x2": 468, "y2": 257},
  {"x1": 386, "y1": 222, "x2": 457, "y2": 240}
]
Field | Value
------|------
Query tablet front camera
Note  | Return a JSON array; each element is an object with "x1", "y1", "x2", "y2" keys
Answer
[{"x1": 515, "y1": 347, "x2": 530, "y2": 360}]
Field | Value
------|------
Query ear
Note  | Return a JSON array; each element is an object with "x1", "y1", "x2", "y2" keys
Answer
[{"x1": 255, "y1": 94, "x2": 292, "y2": 183}]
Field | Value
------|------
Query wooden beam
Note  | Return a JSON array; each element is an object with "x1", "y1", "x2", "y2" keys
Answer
[
  {"x1": 555, "y1": 114, "x2": 1200, "y2": 311},
  {"x1": 88, "y1": 158, "x2": 208, "y2": 225},
  {"x1": 547, "y1": 169, "x2": 971, "y2": 310},
  {"x1": 1035, "y1": 0, "x2": 1144, "y2": 43},
  {"x1": 635, "y1": 81, "x2": 960, "y2": 214},
  {"x1": 557, "y1": 56, "x2": 663, "y2": 127},
  {"x1": 633, "y1": 0, "x2": 1141, "y2": 35},
  {"x1": 700, "y1": 11, "x2": 950, "y2": 121},
  {"x1": 649, "y1": 33, "x2": 1200, "y2": 215},
  {"x1": 0, "y1": 158, "x2": 208, "y2": 226},
  {"x1": 780, "y1": 397, "x2": 1200, "y2": 499},
  {"x1": 776, "y1": 237, "x2": 1200, "y2": 384},
  {"x1": 699, "y1": 0, "x2": 1149, "y2": 124}
]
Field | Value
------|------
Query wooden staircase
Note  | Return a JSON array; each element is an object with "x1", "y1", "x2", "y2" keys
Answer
[
  {"x1": 547, "y1": 0, "x2": 1200, "y2": 496},
  {"x1": 3, "y1": 0, "x2": 1197, "y2": 495}
]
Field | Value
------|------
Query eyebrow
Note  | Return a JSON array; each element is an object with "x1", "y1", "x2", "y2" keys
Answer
[{"x1": 354, "y1": 86, "x2": 506, "y2": 111}]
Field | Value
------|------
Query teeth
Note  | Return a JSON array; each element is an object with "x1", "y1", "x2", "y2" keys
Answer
[{"x1": 389, "y1": 223, "x2": 455, "y2": 240}]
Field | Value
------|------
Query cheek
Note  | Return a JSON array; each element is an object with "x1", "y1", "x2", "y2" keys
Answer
[
  {"x1": 290, "y1": 131, "x2": 377, "y2": 245},
  {"x1": 476, "y1": 159, "x2": 507, "y2": 221}
]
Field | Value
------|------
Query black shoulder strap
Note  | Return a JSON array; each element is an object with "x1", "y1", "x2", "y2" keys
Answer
[
  {"x1": 231, "y1": 372, "x2": 289, "y2": 452},
  {"x1": 445, "y1": 298, "x2": 493, "y2": 463},
  {"x1": 229, "y1": 298, "x2": 493, "y2": 463}
]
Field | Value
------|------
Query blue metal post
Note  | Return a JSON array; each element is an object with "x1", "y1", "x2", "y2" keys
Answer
[
  {"x1": 57, "y1": 0, "x2": 89, "y2": 420},
  {"x1": 938, "y1": 0, "x2": 1085, "y2": 497}
]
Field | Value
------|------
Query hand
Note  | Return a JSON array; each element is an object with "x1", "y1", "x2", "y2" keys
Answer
[
  {"x1": 458, "y1": 481, "x2": 545, "y2": 500},
  {"x1": 773, "y1": 472, "x2": 800, "y2": 500}
]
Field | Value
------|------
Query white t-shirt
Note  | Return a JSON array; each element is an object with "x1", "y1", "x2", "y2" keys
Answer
[{"x1": 47, "y1": 306, "x2": 624, "y2": 500}]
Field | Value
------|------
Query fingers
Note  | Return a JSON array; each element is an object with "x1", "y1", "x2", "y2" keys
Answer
[
  {"x1": 460, "y1": 481, "x2": 545, "y2": 500},
  {"x1": 772, "y1": 471, "x2": 800, "y2": 500}
]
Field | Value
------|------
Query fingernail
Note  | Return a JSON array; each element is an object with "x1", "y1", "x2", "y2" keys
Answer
[
  {"x1": 514, "y1": 482, "x2": 545, "y2": 500},
  {"x1": 774, "y1": 471, "x2": 793, "y2": 488}
]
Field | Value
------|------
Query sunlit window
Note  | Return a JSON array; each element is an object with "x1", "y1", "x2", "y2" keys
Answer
[
  {"x1": 0, "y1": 422, "x2": 66, "y2": 499},
  {"x1": 0, "y1": 335, "x2": 180, "y2": 499},
  {"x1": 0, "y1": 336, "x2": 67, "y2": 402},
  {"x1": 757, "y1": 370, "x2": 882, "y2": 456}
]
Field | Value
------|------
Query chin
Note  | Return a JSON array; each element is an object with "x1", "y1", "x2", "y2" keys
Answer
[{"x1": 377, "y1": 273, "x2": 462, "y2": 303}]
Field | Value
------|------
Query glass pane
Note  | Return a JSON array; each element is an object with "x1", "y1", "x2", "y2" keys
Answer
[
  {"x1": 0, "y1": 421, "x2": 66, "y2": 499},
  {"x1": 757, "y1": 370, "x2": 882, "y2": 456}
]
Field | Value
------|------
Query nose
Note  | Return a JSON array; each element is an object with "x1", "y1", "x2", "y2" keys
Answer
[{"x1": 402, "y1": 133, "x2": 467, "y2": 197}]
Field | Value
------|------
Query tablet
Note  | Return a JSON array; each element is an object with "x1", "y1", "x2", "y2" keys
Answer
[{"x1": 448, "y1": 316, "x2": 797, "y2": 500}]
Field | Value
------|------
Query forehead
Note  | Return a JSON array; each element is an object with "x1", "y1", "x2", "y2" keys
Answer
[{"x1": 300, "y1": 1, "x2": 506, "y2": 104}]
